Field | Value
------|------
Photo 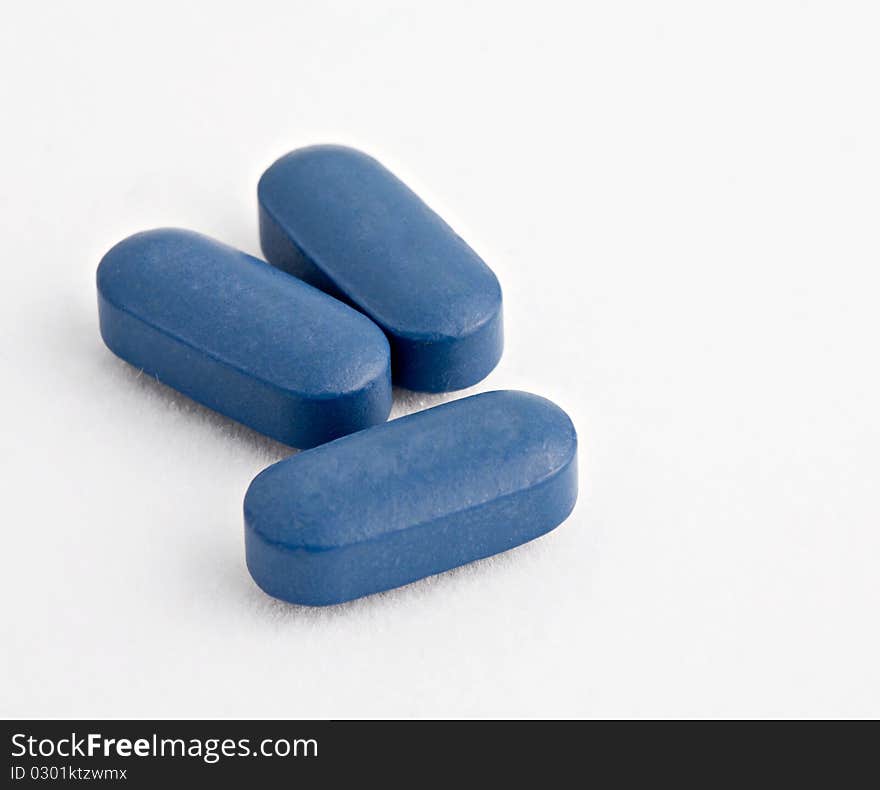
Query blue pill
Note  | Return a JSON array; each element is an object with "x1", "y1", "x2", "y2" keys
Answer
[
  {"x1": 244, "y1": 390, "x2": 577, "y2": 606},
  {"x1": 97, "y1": 229, "x2": 392, "y2": 448},
  {"x1": 258, "y1": 145, "x2": 504, "y2": 392}
]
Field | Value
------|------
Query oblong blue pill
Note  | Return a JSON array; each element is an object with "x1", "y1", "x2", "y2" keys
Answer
[
  {"x1": 258, "y1": 145, "x2": 504, "y2": 392},
  {"x1": 244, "y1": 390, "x2": 577, "y2": 605},
  {"x1": 97, "y1": 229, "x2": 392, "y2": 448}
]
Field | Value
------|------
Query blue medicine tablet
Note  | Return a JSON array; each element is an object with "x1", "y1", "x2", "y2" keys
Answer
[
  {"x1": 97, "y1": 229, "x2": 392, "y2": 448},
  {"x1": 244, "y1": 390, "x2": 577, "y2": 605},
  {"x1": 258, "y1": 145, "x2": 504, "y2": 392}
]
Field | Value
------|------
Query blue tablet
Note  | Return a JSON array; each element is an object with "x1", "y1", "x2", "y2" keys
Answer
[
  {"x1": 245, "y1": 390, "x2": 577, "y2": 605},
  {"x1": 259, "y1": 145, "x2": 503, "y2": 392},
  {"x1": 97, "y1": 229, "x2": 392, "y2": 448}
]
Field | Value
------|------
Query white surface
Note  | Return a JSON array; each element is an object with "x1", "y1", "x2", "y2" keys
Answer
[{"x1": 2, "y1": 1, "x2": 879, "y2": 719}]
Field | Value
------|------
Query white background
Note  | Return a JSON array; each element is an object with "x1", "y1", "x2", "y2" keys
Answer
[{"x1": 2, "y1": 1, "x2": 878, "y2": 719}]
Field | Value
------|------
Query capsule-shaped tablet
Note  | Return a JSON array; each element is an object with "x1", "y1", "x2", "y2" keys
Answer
[
  {"x1": 244, "y1": 390, "x2": 577, "y2": 605},
  {"x1": 97, "y1": 229, "x2": 392, "y2": 448},
  {"x1": 258, "y1": 145, "x2": 504, "y2": 392}
]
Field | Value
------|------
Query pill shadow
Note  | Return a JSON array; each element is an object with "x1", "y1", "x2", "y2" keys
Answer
[
  {"x1": 389, "y1": 383, "x2": 482, "y2": 420},
  {"x1": 226, "y1": 537, "x2": 544, "y2": 623},
  {"x1": 98, "y1": 351, "x2": 293, "y2": 463}
]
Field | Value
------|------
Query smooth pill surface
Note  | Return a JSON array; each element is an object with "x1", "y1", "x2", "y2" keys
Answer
[
  {"x1": 97, "y1": 229, "x2": 392, "y2": 448},
  {"x1": 244, "y1": 390, "x2": 577, "y2": 606},
  {"x1": 258, "y1": 145, "x2": 504, "y2": 392}
]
